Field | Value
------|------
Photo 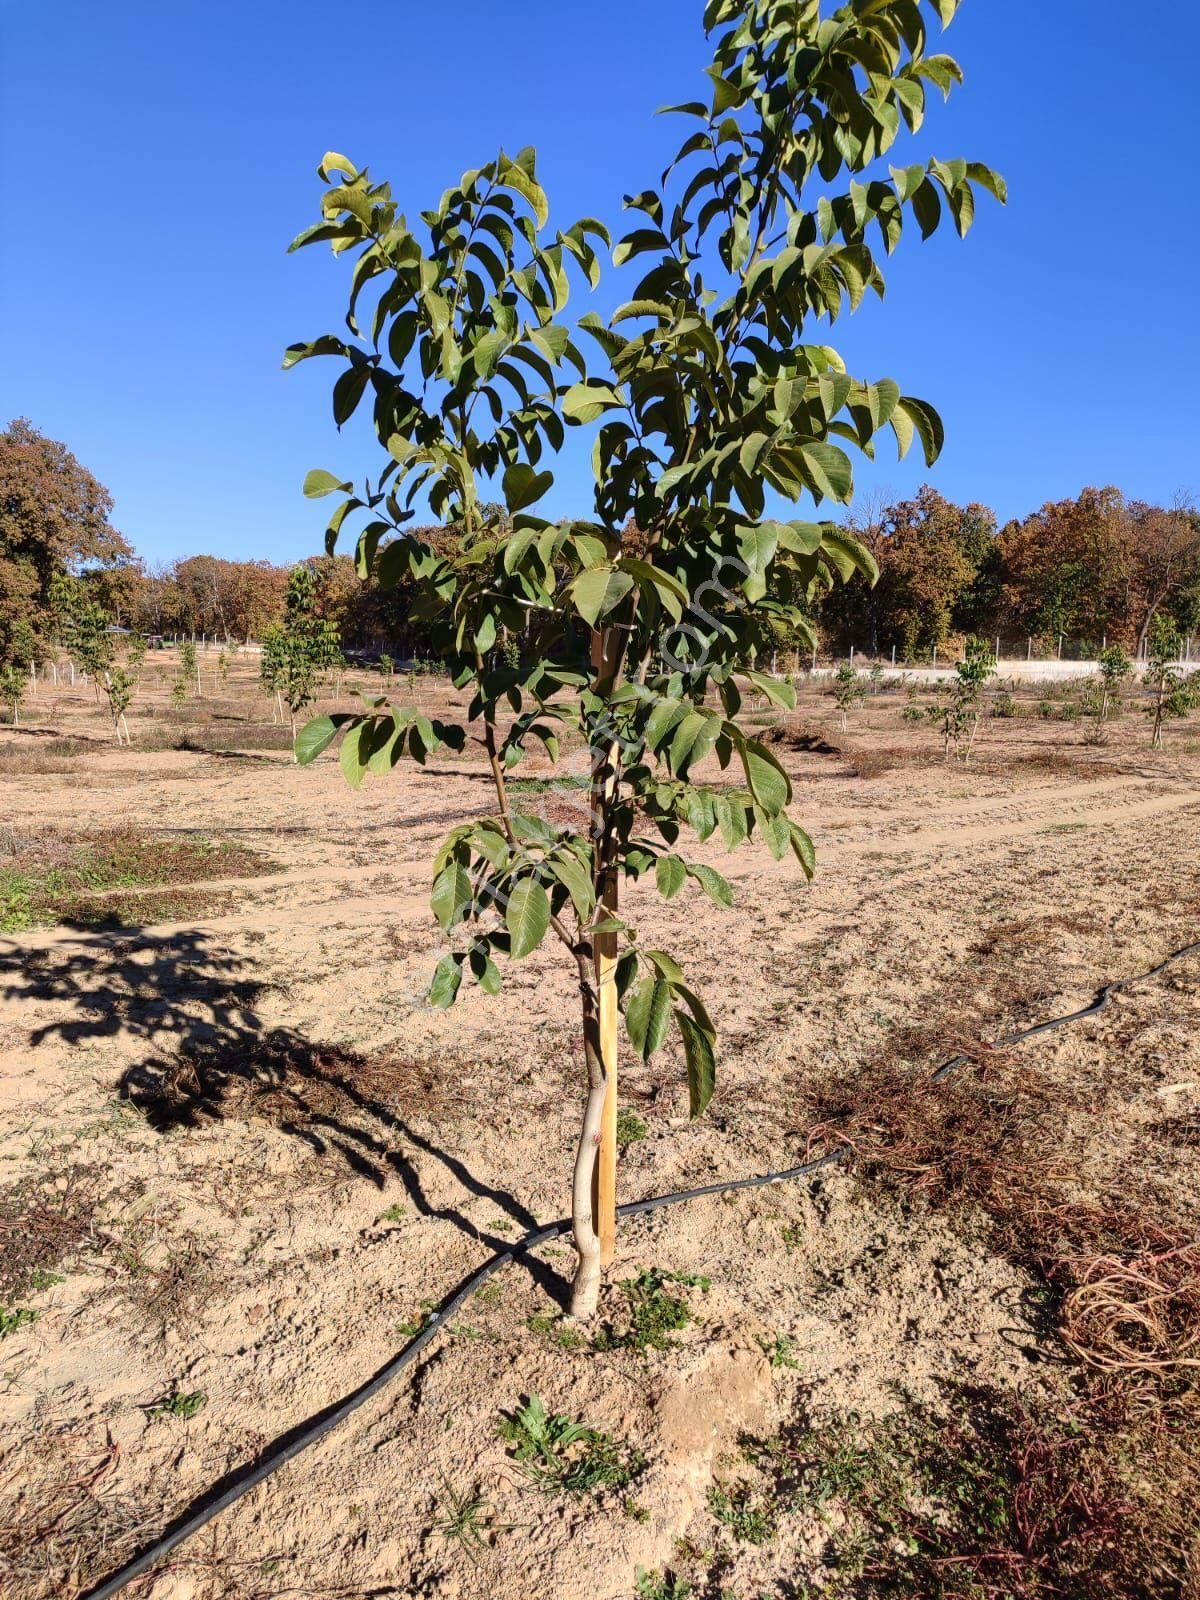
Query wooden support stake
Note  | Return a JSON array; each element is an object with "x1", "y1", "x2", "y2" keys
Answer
[{"x1": 590, "y1": 626, "x2": 620, "y2": 1268}]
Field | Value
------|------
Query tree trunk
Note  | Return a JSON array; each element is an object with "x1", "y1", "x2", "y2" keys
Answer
[{"x1": 569, "y1": 983, "x2": 607, "y2": 1319}]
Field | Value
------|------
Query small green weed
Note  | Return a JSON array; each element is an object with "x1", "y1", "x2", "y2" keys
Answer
[
  {"x1": 707, "y1": 1479, "x2": 777, "y2": 1545},
  {"x1": 434, "y1": 1477, "x2": 496, "y2": 1560},
  {"x1": 617, "y1": 1106, "x2": 649, "y2": 1146},
  {"x1": 527, "y1": 1312, "x2": 583, "y2": 1350},
  {"x1": 147, "y1": 1389, "x2": 207, "y2": 1420},
  {"x1": 595, "y1": 1267, "x2": 710, "y2": 1354},
  {"x1": 635, "y1": 1571, "x2": 693, "y2": 1600},
  {"x1": 0, "y1": 1306, "x2": 38, "y2": 1338},
  {"x1": 497, "y1": 1394, "x2": 644, "y2": 1497},
  {"x1": 397, "y1": 1302, "x2": 437, "y2": 1338},
  {"x1": 755, "y1": 1332, "x2": 801, "y2": 1370},
  {"x1": 28, "y1": 1269, "x2": 65, "y2": 1292},
  {"x1": 377, "y1": 1202, "x2": 406, "y2": 1223}
]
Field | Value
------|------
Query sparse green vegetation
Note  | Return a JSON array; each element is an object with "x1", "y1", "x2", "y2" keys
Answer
[
  {"x1": 755, "y1": 1332, "x2": 800, "y2": 1370},
  {"x1": 527, "y1": 1312, "x2": 584, "y2": 1351},
  {"x1": 707, "y1": 1478, "x2": 777, "y2": 1546},
  {"x1": 497, "y1": 1395, "x2": 644, "y2": 1497},
  {"x1": 434, "y1": 1478, "x2": 496, "y2": 1560},
  {"x1": 616, "y1": 1106, "x2": 649, "y2": 1146},
  {"x1": 635, "y1": 1571, "x2": 693, "y2": 1600},
  {"x1": 0, "y1": 1306, "x2": 39, "y2": 1338},
  {"x1": 147, "y1": 1389, "x2": 208, "y2": 1420},
  {"x1": 594, "y1": 1267, "x2": 709, "y2": 1354},
  {"x1": 0, "y1": 827, "x2": 274, "y2": 932}
]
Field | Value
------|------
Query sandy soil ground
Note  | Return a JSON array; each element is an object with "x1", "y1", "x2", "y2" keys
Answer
[{"x1": 1, "y1": 655, "x2": 1198, "y2": 1600}]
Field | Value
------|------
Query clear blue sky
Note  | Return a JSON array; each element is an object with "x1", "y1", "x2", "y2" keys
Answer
[{"x1": 2, "y1": 1, "x2": 1196, "y2": 567}]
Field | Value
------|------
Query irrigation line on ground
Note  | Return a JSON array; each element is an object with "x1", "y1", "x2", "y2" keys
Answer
[{"x1": 83, "y1": 938, "x2": 1200, "y2": 1600}]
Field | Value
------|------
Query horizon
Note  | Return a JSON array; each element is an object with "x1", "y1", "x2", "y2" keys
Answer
[{"x1": 2, "y1": 1, "x2": 1197, "y2": 567}]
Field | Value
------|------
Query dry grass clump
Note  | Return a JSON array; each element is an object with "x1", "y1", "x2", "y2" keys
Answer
[
  {"x1": 0, "y1": 826, "x2": 275, "y2": 932},
  {"x1": 114, "y1": 1235, "x2": 218, "y2": 1332},
  {"x1": 1057, "y1": 1237, "x2": 1200, "y2": 1374},
  {"x1": 0, "y1": 1427, "x2": 149, "y2": 1600},
  {"x1": 771, "y1": 1378, "x2": 1200, "y2": 1599},
  {"x1": 794, "y1": 986, "x2": 1200, "y2": 1595},
  {"x1": 0, "y1": 1174, "x2": 98, "y2": 1303},
  {"x1": 0, "y1": 736, "x2": 93, "y2": 775}
]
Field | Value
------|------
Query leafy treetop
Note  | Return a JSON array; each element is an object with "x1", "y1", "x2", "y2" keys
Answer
[{"x1": 289, "y1": 0, "x2": 1003, "y2": 1119}]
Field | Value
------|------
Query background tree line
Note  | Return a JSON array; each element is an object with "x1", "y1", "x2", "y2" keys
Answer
[
  {"x1": 822, "y1": 483, "x2": 1200, "y2": 660},
  {"x1": 3, "y1": 418, "x2": 1198, "y2": 672}
]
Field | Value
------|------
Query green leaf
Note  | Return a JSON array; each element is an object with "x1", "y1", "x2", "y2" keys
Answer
[
  {"x1": 562, "y1": 382, "x2": 624, "y2": 424},
  {"x1": 676, "y1": 1011, "x2": 716, "y2": 1118},
  {"x1": 744, "y1": 671, "x2": 796, "y2": 710},
  {"x1": 798, "y1": 442, "x2": 854, "y2": 504},
  {"x1": 303, "y1": 469, "x2": 351, "y2": 499},
  {"x1": 506, "y1": 877, "x2": 551, "y2": 959},
  {"x1": 645, "y1": 949, "x2": 685, "y2": 984},
  {"x1": 295, "y1": 714, "x2": 342, "y2": 765},
  {"x1": 572, "y1": 565, "x2": 633, "y2": 627},
  {"x1": 428, "y1": 954, "x2": 463, "y2": 1009},
  {"x1": 688, "y1": 863, "x2": 733, "y2": 908},
  {"x1": 338, "y1": 721, "x2": 373, "y2": 788},
  {"x1": 895, "y1": 397, "x2": 945, "y2": 466},
  {"x1": 655, "y1": 855, "x2": 687, "y2": 901},
  {"x1": 431, "y1": 860, "x2": 472, "y2": 932},
  {"x1": 789, "y1": 823, "x2": 817, "y2": 880},
  {"x1": 741, "y1": 740, "x2": 791, "y2": 815},
  {"x1": 737, "y1": 523, "x2": 780, "y2": 603},
  {"x1": 318, "y1": 151, "x2": 358, "y2": 181},
  {"x1": 469, "y1": 945, "x2": 503, "y2": 995},
  {"x1": 822, "y1": 528, "x2": 879, "y2": 586},
  {"x1": 755, "y1": 807, "x2": 791, "y2": 860},
  {"x1": 502, "y1": 463, "x2": 554, "y2": 513},
  {"x1": 550, "y1": 854, "x2": 596, "y2": 921},
  {"x1": 625, "y1": 976, "x2": 673, "y2": 1061}
]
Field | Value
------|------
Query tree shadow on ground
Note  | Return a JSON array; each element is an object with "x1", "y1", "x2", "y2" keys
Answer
[{"x1": 0, "y1": 927, "x2": 554, "y2": 1278}]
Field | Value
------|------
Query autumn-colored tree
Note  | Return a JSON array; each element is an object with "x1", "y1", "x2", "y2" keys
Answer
[
  {"x1": 823, "y1": 485, "x2": 995, "y2": 656},
  {"x1": 1126, "y1": 498, "x2": 1200, "y2": 655},
  {"x1": 0, "y1": 418, "x2": 130, "y2": 665},
  {"x1": 989, "y1": 488, "x2": 1130, "y2": 649}
]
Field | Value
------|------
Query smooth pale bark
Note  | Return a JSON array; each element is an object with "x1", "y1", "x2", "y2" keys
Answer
[{"x1": 569, "y1": 986, "x2": 607, "y2": 1319}]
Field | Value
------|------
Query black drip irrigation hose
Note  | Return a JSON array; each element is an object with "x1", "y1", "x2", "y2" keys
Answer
[{"x1": 84, "y1": 938, "x2": 1200, "y2": 1600}]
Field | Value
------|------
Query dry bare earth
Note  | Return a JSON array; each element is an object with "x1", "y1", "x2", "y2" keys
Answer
[{"x1": 0, "y1": 655, "x2": 1198, "y2": 1599}]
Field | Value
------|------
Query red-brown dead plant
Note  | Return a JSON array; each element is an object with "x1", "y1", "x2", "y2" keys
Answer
[{"x1": 1057, "y1": 1235, "x2": 1200, "y2": 1375}]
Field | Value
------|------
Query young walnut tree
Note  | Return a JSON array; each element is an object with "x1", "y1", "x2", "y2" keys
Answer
[{"x1": 290, "y1": 0, "x2": 1002, "y2": 1316}]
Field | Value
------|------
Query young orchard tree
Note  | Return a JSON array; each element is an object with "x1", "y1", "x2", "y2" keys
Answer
[
  {"x1": 1145, "y1": 615, "x2": 1192, "y2": 749},
  {"x1": 0, "y1": 662, "x2": 26, "y2": 726},
  {"x1": 102, "y1": 665, "x2": 135, "y2": 745},
  {"x1": 938, "y1": 636, "x2": 994, "y2": 760},
  {"x1": 126, "y1": 629, "x2": 148, "y2": 682},
  {"x1": 264, "y1": 565, "x2": 343, "y2": 744},
  {"x1": 178, "y1": 638, "x2": 199, "y2": 700},
  {"x1": 831, "y1": 662, "x2": 863, "y2": 732},
  {"x1": 289, "y1": 0, "x2": 1002, "y2": 1316},
  {"x1": 1096, "y1": 643, "x2": 1130, "y2": 724},
  {"x1": 260, "y1": 624, "x2": 287, "y2": 722},
  {"x1": 51, "y1": 574, "x2": 114, "y2": 694}
]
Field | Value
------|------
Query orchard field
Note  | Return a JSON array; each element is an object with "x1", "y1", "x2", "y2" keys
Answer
[{"x1": 1, "y1": 651, "x2": 1198, "y2": 1599}]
